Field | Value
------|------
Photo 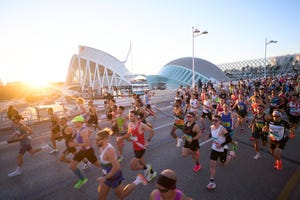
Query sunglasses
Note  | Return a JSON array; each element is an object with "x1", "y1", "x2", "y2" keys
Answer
[
  {"x1": 157, "y1": 187, "x2": 169, "y2": 193},
  {"x1": 272, "y1": 115, "x2": 281, "y2": 118},
  {"x1": 186, "y1": 115, "x2": 194, "y2": 118},
  {"x1": 212, "y1": 119, "x2": 219, "y2": 122}
]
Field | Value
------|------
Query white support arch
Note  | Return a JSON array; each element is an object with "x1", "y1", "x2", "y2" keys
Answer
[{"x1": 66, "y1": 46, "x2": 133, "y2": 92}]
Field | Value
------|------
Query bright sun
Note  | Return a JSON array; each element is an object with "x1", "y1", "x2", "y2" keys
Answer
[{"x1": 24, "y1": 76, "x2": 50, "y2": 89}]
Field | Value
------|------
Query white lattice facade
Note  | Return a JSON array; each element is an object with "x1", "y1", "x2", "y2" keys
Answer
[{"x1": 66, "y1": 46, "x2": 132, "y2": 92}]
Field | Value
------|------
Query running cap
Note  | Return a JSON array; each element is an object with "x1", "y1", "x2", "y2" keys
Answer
[{"x1": 71, "y1": 115, "x2": 85, "y2": 123}]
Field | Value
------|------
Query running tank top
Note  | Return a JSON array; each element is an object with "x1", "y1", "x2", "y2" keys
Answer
[
  {"x1": 221, "y1": 112, "x2": 233, "y2": 131},
  {"x1": 75, "y1": 127, "x2": 90, "y2": 150},
  {"x1": 253, "y1": 113, "x2": 266, "y2": 131},
  {"x1": 99, "y1": 143, "x2": 115, "y2": 175},
  {"x1": 288, "y1": 101, "x2": 300, "y2": 116},
  {"x1": 270, "y1": 96, "x2": 280, "y2": 107},
  {"x1": 211, "y1": 126, "x2": 226, "y2": 152},
  {"x1": 182, "y1": 122, "x2": 196, "y2": 140},
  {"x1": 154, "y1": 189, "x2": 183, "y2": 200},
  {"x1": 13, "y1": 123, "x2": 30, "y2": 145},
  {"x1": 62, "y1": 126, "x2": 74, "y2": 145},
  {"x1": 129, "y1": 122, "x2": 145, "y2": 150},
  {"x1": 237, "y1": 100, "x2": 247, "y2": 112}
]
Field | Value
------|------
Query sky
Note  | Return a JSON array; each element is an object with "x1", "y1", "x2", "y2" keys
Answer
[{"x1": 0, "y1": 0, "x2": 299, "y2": 85}]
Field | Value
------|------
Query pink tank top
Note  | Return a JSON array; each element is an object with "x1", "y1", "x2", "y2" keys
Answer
[{"x1": 155, "y1": 189, "x2": 182, "y2": 200}]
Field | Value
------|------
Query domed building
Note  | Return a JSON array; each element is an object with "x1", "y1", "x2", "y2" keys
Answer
[{"x1": 147, "y1": 57, "x2": 228, "y2": 90}]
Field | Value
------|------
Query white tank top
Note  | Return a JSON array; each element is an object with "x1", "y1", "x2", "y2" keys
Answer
[
  {"x1": 211, "y1": 125, "x2": 226, "y2": 152},
  {"x1": 99, "y1": 143, "x2": 114, "y2": 165}
]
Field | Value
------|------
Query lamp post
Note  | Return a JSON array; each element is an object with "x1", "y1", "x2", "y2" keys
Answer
[
  {"x1": 264, "y1": 38, "x2": 277, "y2": 79},
  {"x1": 192, "y1": 27, "x2": 208, "y2": 89}
]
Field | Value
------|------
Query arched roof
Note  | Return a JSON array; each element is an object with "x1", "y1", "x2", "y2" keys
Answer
[
  {"x1": 163, "y1": 57, "x2": 228, "y2": 81},
  {"x1": 65, "y1": 46, "x2": 132, "y2": 91},
  {"x1": 77, "y1": 46, "x2": 131, "y2": 76}
]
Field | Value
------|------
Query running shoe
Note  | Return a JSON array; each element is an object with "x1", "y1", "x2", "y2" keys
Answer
[
  {"x1": 193, "y1": 164, "x2": 202, "y2": 173},
  {"x1": 206, "y1": 181, "x2": 216, "y2": 190},
  {"x1": 49, "y1": 149, "x2": 59, "y2": 154},
  {"x1": 118, "y1": 156, "x2": 124, "y2": 163},
  {"x1": 240, "y1": 128, "x2": 244, "y2": 133},
  {"x1": 274, "y1": 160, "x2": 279, "y2": 169},
  {"x1": 229, "y1": 150, "x2": 236, "y2": 159},
  {"x1": 136, "y1": 173, "x2": 148, "y2": 186},
  {"x1": 74, "y1": 178, "x2": 88, "y2": 189},
  {"x1": 48, "y1": 142, "x2": 54, "y2": 149},
  {"x1": 232, "y1": 141, "x2": 238, "y2": 152},
  {"x1": 253, "y1": 153, "x2": 261, "y2": 160},
  {"x1": 250, "y1": 136, "x2": 255, "y2": 141},
  {"x1": 8, "y1": 168, "x2": 22, "y2": 177},
  {"x1": 146, "y1": 164, "x2": 152, "y2": 175},
  {"x1": 289, "y1": 132, "x2": 295, "y2": 139},
  {"x1": 146, "y1": 171, "x2": 157, "y2": 182},
  {"x1": 82, "y1": 161, "x2": 91, "y2": 170},
  {"x1": 176, "y1": 138, "x2": 183, "y2": 147},
  {"x1": 274, "y1": 160, "x2": 282, "y2": 171}
]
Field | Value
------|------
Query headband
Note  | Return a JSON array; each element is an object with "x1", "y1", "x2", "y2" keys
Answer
[
  {"x1": 272, "y1": 110, "x2": 282, "y2": 117},
  {"x1": 157, "y1": 174, "x2": 176, "y2": 190}
]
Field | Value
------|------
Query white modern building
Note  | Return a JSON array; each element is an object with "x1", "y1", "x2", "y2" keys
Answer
[{"x1": 66, "y1": 46, "x2": 134, "y2": 93}]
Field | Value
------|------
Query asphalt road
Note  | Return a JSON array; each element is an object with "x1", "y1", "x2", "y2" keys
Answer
[{"x1": 0, "y1": 100, "x2": 300, "y2": 200}]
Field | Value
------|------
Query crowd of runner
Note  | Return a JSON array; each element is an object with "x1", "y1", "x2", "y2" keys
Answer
[{"x1": 5, "y1": 73, "x2": 300, "y2": 199}]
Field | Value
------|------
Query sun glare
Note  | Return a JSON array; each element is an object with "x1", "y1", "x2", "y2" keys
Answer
[{"x1": 24, "y1": 77, "x2": 50, "y2": 89}]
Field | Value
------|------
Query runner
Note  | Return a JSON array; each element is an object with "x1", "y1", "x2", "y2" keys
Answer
[
  {"x1": 149, "y1": 169, "x2": 192, "y2": 200},
  {"x1": 7, "y1": 114, "x2": 42, "y2": 177},
  {"x1": 96, "y1": 128, "x2": 147, "y2": 200},
  {"x1": 59, "y1": 117, "x2": 77, "y2": 163},
  {"x1": 266, "y1": 110, "x2": 290, "y2": 170},
  {"x1": 249, "y1": 104, "x2": 271, "y2": 160},
  {"x1": 112, "y1": 105, "x2": 129, "y2": 161},
  {"x1": 286, "y1": 94, "x2": 300, "y2": 139},
  {"x1": 218, "y1": 103, "x2": 240, "y2": 152},
  {"x1": 86, "y1": 100, "x2": 101, "y2": 131},
  {"x1": 232, "y1": 93, "x2": 249, "y2": 133},
  {"x1": 73, "y1": 98, "x2": 89, "y2": 120},
  {"x1": 68, "y1": 115, "x2": 101, "y2": 189},
  {"x1": 58, "y1": 116, "x2": 91, "y2": 170},
  {"x1": 121, "y1": 110, "x2": 157, "y2": 182},
  {"x1": 170, "y1": 99, "x2": 185, "y2": 147},
  {"x1": 181, "y1": 112, "x2": 202, "y2": 173},
  {"x1": 206, "y1": 115, "x2": 236, "y2": 190},
  {"x1": 200, "y1": 93, "x2": 213, "y2": 131},
  {"x1": 47, "y1": 107, "x2": 63, "y2": 154}
]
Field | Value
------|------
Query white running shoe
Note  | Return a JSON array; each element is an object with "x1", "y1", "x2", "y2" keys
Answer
[
  {"x1": 206, "y1": 181, "x2": 216, "y2": 190},
  {"x1": 146, "y1": 171, "x2": 157, "y2": 182},
  {"x1": 82, "y1": 161, "x2": 91, "y2": 170},
  {"x1": 229, "y1": 150, "x2": 236, "y2": 159},
  {"x1": 48, "y1": 142, "x2": 54, "y2": 149},
  {"x1": 49, "y1": 149, "x2": 59, "y2": 154},
  {"x1": 176, "y1": 138, "x2": 183, "y2": 147},
  {"x1": 8, "y1": 168, "x2": 22, "y2": 177},
  {"x1": 253, "y1": 153, "x2": 261, "y2": 160},
  {"x1": 136, "y1": 173, "x2": 148, "y2": 186}
]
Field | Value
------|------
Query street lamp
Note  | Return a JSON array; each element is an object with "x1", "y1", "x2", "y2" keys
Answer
[
  {"x1": 192, "y1": 27, "x2": 208, "y2": 89},
  {"x1": 264, "y1": 38, "x2": 277, "y2": 79}
]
